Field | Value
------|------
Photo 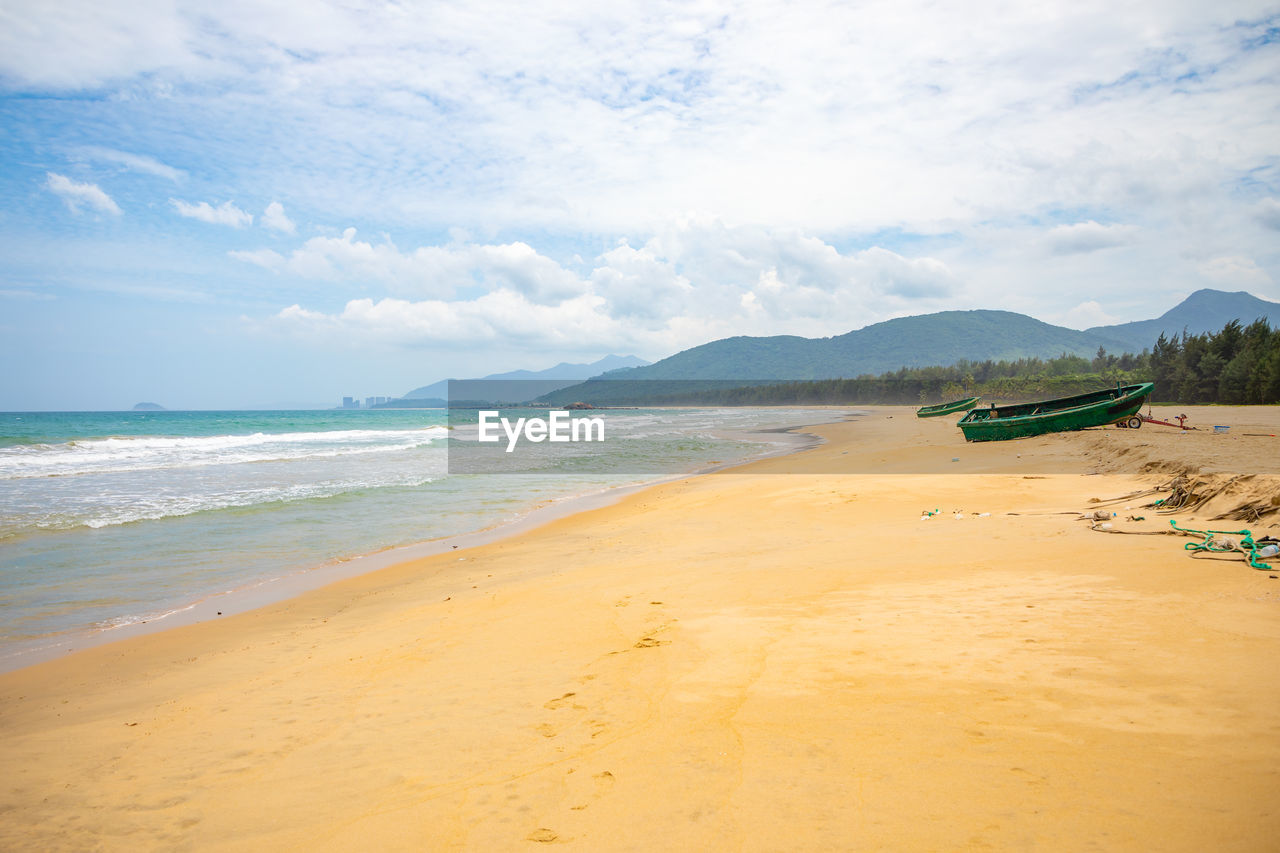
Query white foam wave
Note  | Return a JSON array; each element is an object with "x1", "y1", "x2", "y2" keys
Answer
[
  {"x1": 95, "y1": 600, "x2": 200, "y2": 631},
  {"x1": 13, "y1": 474, "x2": 440, "y2": 532},
  {"x1": 0, "y1": 427, "x2": 449, "y2": 480}
]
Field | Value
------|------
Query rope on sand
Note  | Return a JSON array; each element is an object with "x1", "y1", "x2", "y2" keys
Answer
[
  {"x1": 1168, "y1": 520, "x2": 1274, "y2": 571},
  {"x1": 1080, "y1": 515, "x2": 1278, "y2": 570}
]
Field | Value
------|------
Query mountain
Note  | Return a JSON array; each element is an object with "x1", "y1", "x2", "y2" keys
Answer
[
  {"x1": 545, "y1": 290, "x2": 1277, "y2": 397},
  {"x1": 400, "y1": 354, "x2": 650, "y2": 401},
  {"x1": 1087, "y1": 289, "x2": 1279, "y2": 353},
  {"x1": 481, "y1": 354, "x2": 649, "y2": 381},
  {"x1": 596, "y1": 311, "x2": 1134, "y2": 383},
  {"x1": 131, "y1": 402, "x2": 165, "y2": 411}
]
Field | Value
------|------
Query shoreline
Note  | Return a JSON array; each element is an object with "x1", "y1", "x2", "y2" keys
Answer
[
  {"x1": 2, "y1": 405, "x2": 1277, "y2": 850},
  {"x1": 0, "y1": 412, "x2": 838, "y2": 674}
]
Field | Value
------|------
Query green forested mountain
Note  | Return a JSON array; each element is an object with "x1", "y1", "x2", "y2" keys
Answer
[
  {"x1": 537, "y1": 290, "x2": 1280, "y2": 406},
  {"x1": 540, "y1": 318, "x2": 1280, "y2": 407},
  {"x1": 596, "y1": 289, "x2": 1278, "y2": 383},
  {"x1": 610, "y1": 310, "x2": 1134, "y2": 381},
  {"x1": 1088, "y1": 289, "x2": 1278, "y2": 354}
]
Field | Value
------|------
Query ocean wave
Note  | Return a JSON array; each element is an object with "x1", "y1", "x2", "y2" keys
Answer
[
  {"x1": 8, "y1": 474, "x2": 440, "y2": 532},
  {"x1": 0, "y1": 427, "x2": 449, "y2": 480}
]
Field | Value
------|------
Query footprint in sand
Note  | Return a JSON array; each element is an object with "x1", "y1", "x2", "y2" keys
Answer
[
  {"x1": 606, "y1": 636, "x2": 669, "y2": 655},
  {"x1": 527, "y1": 827, "x2": 561, "y2": 843},
  {"x1": 570, "y1": 770, "x2": 616, "y2": 810},
  {"x1": 543, "y1": 692, "x2": 576, "y2": 710}
]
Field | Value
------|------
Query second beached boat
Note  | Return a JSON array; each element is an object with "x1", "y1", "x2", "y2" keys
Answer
[
  {"x1": 957, "y1": 383, "x2": 1155, "y2": 442},
  {"x1": 916, "y1": 396, "x2": 981, "y2": 418}
]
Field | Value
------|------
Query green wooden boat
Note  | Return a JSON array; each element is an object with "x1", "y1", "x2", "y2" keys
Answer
[
  {"x1": 957, "y1": 383, "x2": 1154, "y2": 442},
  {"x1": 916, "y1": 396, "x2": 981, "y2": 418}
]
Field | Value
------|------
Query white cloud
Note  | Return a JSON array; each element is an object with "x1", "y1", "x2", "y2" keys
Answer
[
  {"x1": 1198, "y1": 256, "x2": 1274, "y2": 288},
  {"x1": 1045, "y1": 221, "x2": 1138, "y2": 255},
  {"x1": 261, "y1": 201, "x2": 296, "y2": 234},
  {"x1": 8, "y1": 1, "x2": 1280, "y2": 370},
  {"x1": 7, "y1": 2, "x2": 1279, "y2": 243},
  {"x1": 0, "y1": 0, "x2": 191, "y2": 89},
  {"x1": 274, "y1": 291, "x2": 628, "y2": 350},
  {"x1": 44, "y1": 172, "x2": 122, "y2": 215},
  {"x1": 171, "y1": 199, "x2": 253, "y2": 228},
  {"x1": 237, "y1": 227, "x2": 585, "y2": 302},
  {"x1": 258, "y1": 217, "x2": 960, "y2": 352},
  {"x1": 77, "y1": 146, "x2": 184, "y2": 182},
  {"x1": 610, "y1": 217, "x2": 957, "y2": 324},
  {"x1": 227, "y1": 248, "x2": 286, "y2": 270},
  {"x1": 1054, "y1": 300, "x2": 1120, "y2": 330},
  {"x1": 589, "y1": 241, "x2": 693, "y2": 322},
  {"x1": 857, "y1": 248, "x2": 955, "y2": 298}
]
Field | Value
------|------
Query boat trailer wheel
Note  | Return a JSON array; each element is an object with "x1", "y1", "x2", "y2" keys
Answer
[{"x1": 1115, "y1": 416, "x2": 1142, "y2": 429}]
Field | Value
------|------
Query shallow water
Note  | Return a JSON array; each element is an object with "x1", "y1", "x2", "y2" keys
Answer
[{"x1": 0, "y1": 407, "x2": 841, "y2": 664}]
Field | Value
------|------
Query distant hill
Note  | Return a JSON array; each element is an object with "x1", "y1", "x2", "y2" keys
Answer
[
  {"x1": 598, "y1": 311, "x2": 1134, "y2": 382},
  {"x1": 401, "y1": 354, "x2": 649, "y2": 400},
  {"x1": 131, "y1": 402, "x2": 165, "y2": 411},
  {"x1": 541, "y1": 289, "x2": 1277, "y2": 402},
  {"x1": 1088, "y1": 289, "x2": 1279, "y2": 352},
  {"x1": 482, "y1": 354, "x2": 649, "y2": 381}
]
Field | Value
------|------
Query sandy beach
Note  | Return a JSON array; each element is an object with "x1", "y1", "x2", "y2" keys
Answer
[{"x1": 2, "y1": 406, "x2": 1278, "y2": 851}]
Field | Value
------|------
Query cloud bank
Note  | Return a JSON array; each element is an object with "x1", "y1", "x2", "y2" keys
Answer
[{"x1": 253, "y1": 217, "x2": 960, "y2": 354}]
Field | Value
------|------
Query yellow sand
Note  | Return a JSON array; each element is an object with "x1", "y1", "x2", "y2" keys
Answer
[{"x1": 2, "y1": 406, "x2": 1279, "y2": 851}]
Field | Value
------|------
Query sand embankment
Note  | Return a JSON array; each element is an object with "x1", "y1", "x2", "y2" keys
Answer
[{"x1": 2, "y1": 405, "x2": 1278, "y2": 850}]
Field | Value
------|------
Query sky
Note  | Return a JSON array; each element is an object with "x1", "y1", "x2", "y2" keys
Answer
[{"x1": 1, "y1": 1, "x2": 1278, "y2": 410}]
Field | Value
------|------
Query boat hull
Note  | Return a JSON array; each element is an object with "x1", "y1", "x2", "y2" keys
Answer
[
  {"x1": 957, "y1": 383, "x2": 1154, "y2": 442},
  {"x1": 916, "y1": 396, "x2": 981, "y2": 418}
]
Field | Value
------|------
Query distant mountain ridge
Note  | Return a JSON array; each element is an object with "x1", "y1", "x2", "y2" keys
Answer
[
  {"x1": 1087, "y1": 289, "x2": 1278, "y2": 352},
  {"x1": 577, "y1": 289, "x2": 1279, "y2": 384},
  {"x1": 599, "y1": 312, "x2": 1133, "y2": 382},
  {"x1": 401, "y1": 354, "x2": 649, "y2": 400},
  {"x1": 481, "y1": 354, "x2": 649, "y2": 381}
]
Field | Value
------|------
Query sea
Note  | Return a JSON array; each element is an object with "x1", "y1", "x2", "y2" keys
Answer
[{"x1": 0, "y1": 407, "x2": 841, "y2": 669}]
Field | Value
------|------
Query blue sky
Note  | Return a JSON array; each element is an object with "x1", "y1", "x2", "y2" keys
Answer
[{"x1": 1, "y1": 0, "x2": 1278, "y2": 409}]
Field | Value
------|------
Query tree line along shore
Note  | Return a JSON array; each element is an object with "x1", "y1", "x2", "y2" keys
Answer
[{"x1": 583, "y1": 318, "x2": 1280, "y2": 408}]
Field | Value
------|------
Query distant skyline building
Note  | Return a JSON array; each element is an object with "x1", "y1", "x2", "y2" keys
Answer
[{"x1": 341, "y1": 396, "x2": 389, "y2": 409}]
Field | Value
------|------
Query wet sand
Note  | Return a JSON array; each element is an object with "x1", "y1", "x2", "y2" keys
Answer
[{"x1": 2, "y1": 405, "x2": 1278, "y2": 850}]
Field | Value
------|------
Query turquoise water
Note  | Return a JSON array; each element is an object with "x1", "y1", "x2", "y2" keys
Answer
[{"x1": 0, "y1": 407, "x2": 839, "y2": 666}]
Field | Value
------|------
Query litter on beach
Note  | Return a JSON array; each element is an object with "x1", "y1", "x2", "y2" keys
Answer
[{"x1": 920, "y1": 509, "x2": 991, "y2": 520}]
